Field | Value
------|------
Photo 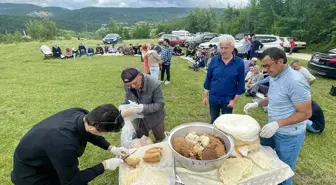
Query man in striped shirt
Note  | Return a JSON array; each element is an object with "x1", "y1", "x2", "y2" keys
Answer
[{"x1": 160, "y1": 39, "x2": 173, "y2": 85}]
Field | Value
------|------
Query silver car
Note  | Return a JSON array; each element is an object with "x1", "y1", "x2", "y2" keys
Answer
[{"x1": 235, "y1": 34, "x2": 284, "y2": 55}]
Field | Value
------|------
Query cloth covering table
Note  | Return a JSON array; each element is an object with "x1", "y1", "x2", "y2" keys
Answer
[{"x1": 119, "y1": 141, "x2": 294, "y2": 185}]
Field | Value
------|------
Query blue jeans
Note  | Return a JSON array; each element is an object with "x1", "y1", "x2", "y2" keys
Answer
[
  {"x1": 306, "y1": 120, "x2": 321, "y2": 133},
  {"x1": 260, "y1": 130, "x2": 306, "y2": 185},
  {"x1": 150, "y1": 66, "x2": 160, "y2": 80},
  {"x1": 209, "y1": 101, "x2": 233, "y2": 124}
]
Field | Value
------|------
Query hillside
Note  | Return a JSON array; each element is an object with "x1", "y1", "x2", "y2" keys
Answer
[{"x1": 0, "y1": 3, "x2": 196, "y2": 33}]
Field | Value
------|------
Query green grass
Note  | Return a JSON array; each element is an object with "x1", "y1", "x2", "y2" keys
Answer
[{"x1": 0, "y1": 39, "x2": 335, "y2": 185}]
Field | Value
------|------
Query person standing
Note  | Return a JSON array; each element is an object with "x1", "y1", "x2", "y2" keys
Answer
[
  {"x1": 11, "y1": 104, "x2": 129, "y2": 185},
  {"x1": 289, "y1": 38, "x2": 296, "y2": 55},
  {"x1": 121, "y1": 68, "x2": 166, "y2": 142},
  {"x1": 203, "y1": 34, "x2": 245, "y2": 124},
  {"x1": 241, "y1": 34, "x2": 252, "y2": 59},
  {"x1": 146, "y1": 48, "x2": 162, "y2": 80},
  {"x1": 244, "y1": 47, "x2": 312, "y2": 185},
  {"x1": 250, "y1": 35, "x2": 263, "y2": 59},
  {"x1": 141, "y1": 44, "x2": 150, "y2": 74},
  {"x1": 160, "y1": 39, "x2": 173, "y2": 85}
]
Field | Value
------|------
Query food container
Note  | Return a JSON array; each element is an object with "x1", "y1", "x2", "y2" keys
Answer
[{"x1": 167, "y1": 122, "x2": 234, "y2": 172}]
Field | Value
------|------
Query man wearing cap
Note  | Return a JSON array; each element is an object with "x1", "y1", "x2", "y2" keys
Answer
[
  {"x1": 11, "y1": 104, "x2": 129, "y2": 185},
  {"x1": 121, "y1": 68, "x2": 166, "y2": 142}
]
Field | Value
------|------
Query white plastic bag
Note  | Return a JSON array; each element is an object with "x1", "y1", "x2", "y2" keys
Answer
[
  {"x1": 119, "y1": 103, "x2": 144, "y2": 148},
  {"x1": 121, "y1": 120, "x2": 137, "y2": 148}
]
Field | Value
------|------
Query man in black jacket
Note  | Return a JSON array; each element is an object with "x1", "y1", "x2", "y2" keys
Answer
[{"x1": 11, "y1": 104, "x2": 129, "y2": 185}]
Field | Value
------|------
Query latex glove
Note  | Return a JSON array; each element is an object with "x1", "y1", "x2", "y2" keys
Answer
[
  {"x1": 130, "y1": 104, "x2": 144, "y2": 114},
  {"x1": 260, "y1": 121, "x2": 279, "y2": 138},
  {"x1": 110, "y1": 146, "x2": 129, "y2": 157},
  {"x1": 128, "y1": 100, "x2": 137, "y2": 105},
  {"x1": 243, "y1": 102, "x2": 259, "y2": 114},
  {"x1": 103, "y1": 158, "x2": 124, "y2": 170}
]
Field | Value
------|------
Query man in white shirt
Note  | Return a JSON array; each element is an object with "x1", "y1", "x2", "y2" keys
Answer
[{"x1": 291, "y1": 60, "x2": 316, "y2": 85}]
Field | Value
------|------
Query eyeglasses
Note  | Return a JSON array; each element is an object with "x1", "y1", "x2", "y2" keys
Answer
[{"x1": 261, "y1": 62, "x2": 276, "y2": 69}]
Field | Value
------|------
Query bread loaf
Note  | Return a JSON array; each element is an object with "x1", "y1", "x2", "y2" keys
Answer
[
  {"x1": 143, "y1": 147, "x2": 163, "y2": 163},
  {"x1": 125, "y1": 155, "x2": 141, "y2": 167}
]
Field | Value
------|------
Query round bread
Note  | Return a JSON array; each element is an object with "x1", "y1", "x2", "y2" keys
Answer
[{"x1": 125, "y1": 155, "x2": 141, "y2": 167}]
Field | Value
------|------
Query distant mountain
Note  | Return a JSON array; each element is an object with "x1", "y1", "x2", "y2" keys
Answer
[{"x1": 0, "y1": 3, "x2": 198, "y2": 33}]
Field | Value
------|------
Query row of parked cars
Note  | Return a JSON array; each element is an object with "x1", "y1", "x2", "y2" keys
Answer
[{"x1": 158, "y1": 32, "x2": 307, "y2": 55}]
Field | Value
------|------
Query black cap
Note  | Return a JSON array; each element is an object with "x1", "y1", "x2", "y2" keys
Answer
[{"x1": 121, "y1": 68, "x2": 140, "y2": 83}]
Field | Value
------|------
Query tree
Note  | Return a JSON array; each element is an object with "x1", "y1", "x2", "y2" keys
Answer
[
  {"x1": 131, "y1": 23, "x2": 150, "y2": 39},
  {"x1": 26, "y1": 19, "x2": 57, "y2": 40}
]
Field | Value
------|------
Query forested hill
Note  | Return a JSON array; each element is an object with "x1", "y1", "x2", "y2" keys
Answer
[{"x1": 0, "y1": 3, "x2": 204, "y2": 33}]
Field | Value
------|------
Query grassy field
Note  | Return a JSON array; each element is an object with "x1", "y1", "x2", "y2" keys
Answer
[{"x1": 0, "y1": 39, "x2": 335, "y2": 185}]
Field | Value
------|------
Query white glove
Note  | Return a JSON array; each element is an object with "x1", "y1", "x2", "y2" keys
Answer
[
  {"x1": 260, "y1": 121, "x2": 279, "y2": 138},
  {"x1": 110, "y1": 146, "x2": 129, "y2": 157},
  {"x1": 128, "y1": 100, "x2": 137, "y2": 105},
  {"x1": 127, "y1": 100, "x2": 144, "y2": 114},
  {"x1": 243, "y1": 102, "x2": 259, "y2": 114},
  {"x1": 103, "y1": 158, "x2": 124, "y2": 170},
  {"x1": 130, "y1": 104, "x2": 144, "y2": 114}
]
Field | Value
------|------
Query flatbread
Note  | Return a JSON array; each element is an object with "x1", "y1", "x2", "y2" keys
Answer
[
  {"x1": 218, "y1": 158, "x2": 253, "y2": 185},
  {"x1": 122, "y1": 167, "x2": 170, "y2": 185},
  {"x1": 248, "y1": 150, "x2": 273, "y2": 170}
]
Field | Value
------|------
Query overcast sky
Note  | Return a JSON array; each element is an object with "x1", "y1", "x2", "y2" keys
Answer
[{"x1": 0, "y1": 0, "x2": 249, "y2": 9}]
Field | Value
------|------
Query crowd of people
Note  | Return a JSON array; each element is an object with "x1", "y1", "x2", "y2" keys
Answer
[
  {"x1": 22, "y1": 34, "x2": 325, "y2": 185},
  {"x1": 40, "y1": 42, "x2": 164, "y2": 59}
]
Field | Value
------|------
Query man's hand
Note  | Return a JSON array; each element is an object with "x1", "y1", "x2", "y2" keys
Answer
[
  {"x1": 103, "y1": 158, "x2": 124, "y2": 170},
  {"x1": 227, "y1": 100, "x2": 237, "y2": 108},
  {"x1": 203, "y1": 96, "x2": 209, "y2": 106},
  {"x1": 203, "y1": 90, "x2": 209, "y2": 106},
  {"x1": 121, "y1": 109, "x2": 132, "y2": 118},
  {"x1": 260, "y1": 121, "x2": 279, "y2": 138},
  {"x1": 243, "y1": 102, "x2": 259, "y2": 114},
  {"x1": 110, "y1": 146, "x2": 129, "y2": 157}
]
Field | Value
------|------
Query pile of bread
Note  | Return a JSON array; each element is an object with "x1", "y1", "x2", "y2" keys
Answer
[{"x1": 124, "y1": 147, "x2": 164, "y2": 167}]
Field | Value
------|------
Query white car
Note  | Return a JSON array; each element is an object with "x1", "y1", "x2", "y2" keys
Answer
[
  {"x1": 280, "y1": 37, "x2": 306, "y2": 52},
  {"x1": 235, "y1": 34, "x2": 284, "y2": 55},
  {"x1": 198, "y1": 37, "x2": 220, "y2": 49}
]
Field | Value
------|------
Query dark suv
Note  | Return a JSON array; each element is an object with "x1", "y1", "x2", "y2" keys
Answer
[
  {"x1": 308, "y1": 48, "x2": 336, "y2": 78},
  {"x1": 103, "y1": 34, "x2": 122, "y2": 44}
]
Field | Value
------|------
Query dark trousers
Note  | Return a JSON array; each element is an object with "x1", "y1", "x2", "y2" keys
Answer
[
  {"x1": 161, "y1": 64, "x2": 171, "y2": 81},
  {"x1": 209, "y1": 101, "x2": 233, "y2": 124},
  {"x1": 135, "y1": 120, "x2": 166, "y2": 142}
]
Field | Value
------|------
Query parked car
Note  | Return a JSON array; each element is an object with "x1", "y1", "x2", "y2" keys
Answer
[
  {"x1": 308, "y1": 48, "x2": 336, "y2": 78},
  {"x1": 158, "y1": 34, "x2": 185, "y2": 47},
  {"x1": 235, "y1": 34, "x2": 284, "y2": 56},
  {"x1": 184, "y1": 32, "x2": 218, "y2": 48},
  {"x1": 280, "y1": 37, "x2": 306, "y2": 52},
  {"x1": 172, "y1": 30, "x2": 193, "y2": 40},
  {"x1": 199, "y1": 36, "x2": 220, "y2": 49},
  {"x1": 103, "y1": 34, "x2": 122, "y2": 44}
]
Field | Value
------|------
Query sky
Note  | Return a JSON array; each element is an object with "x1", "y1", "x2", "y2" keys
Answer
[{"x1": 1, "y1": 0, "x2": 249, "y2": 9}]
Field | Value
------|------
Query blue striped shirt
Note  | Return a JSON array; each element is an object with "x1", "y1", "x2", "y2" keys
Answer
[{"x1": 160, "y1": 46, "x2": 173, "y2": 65}]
